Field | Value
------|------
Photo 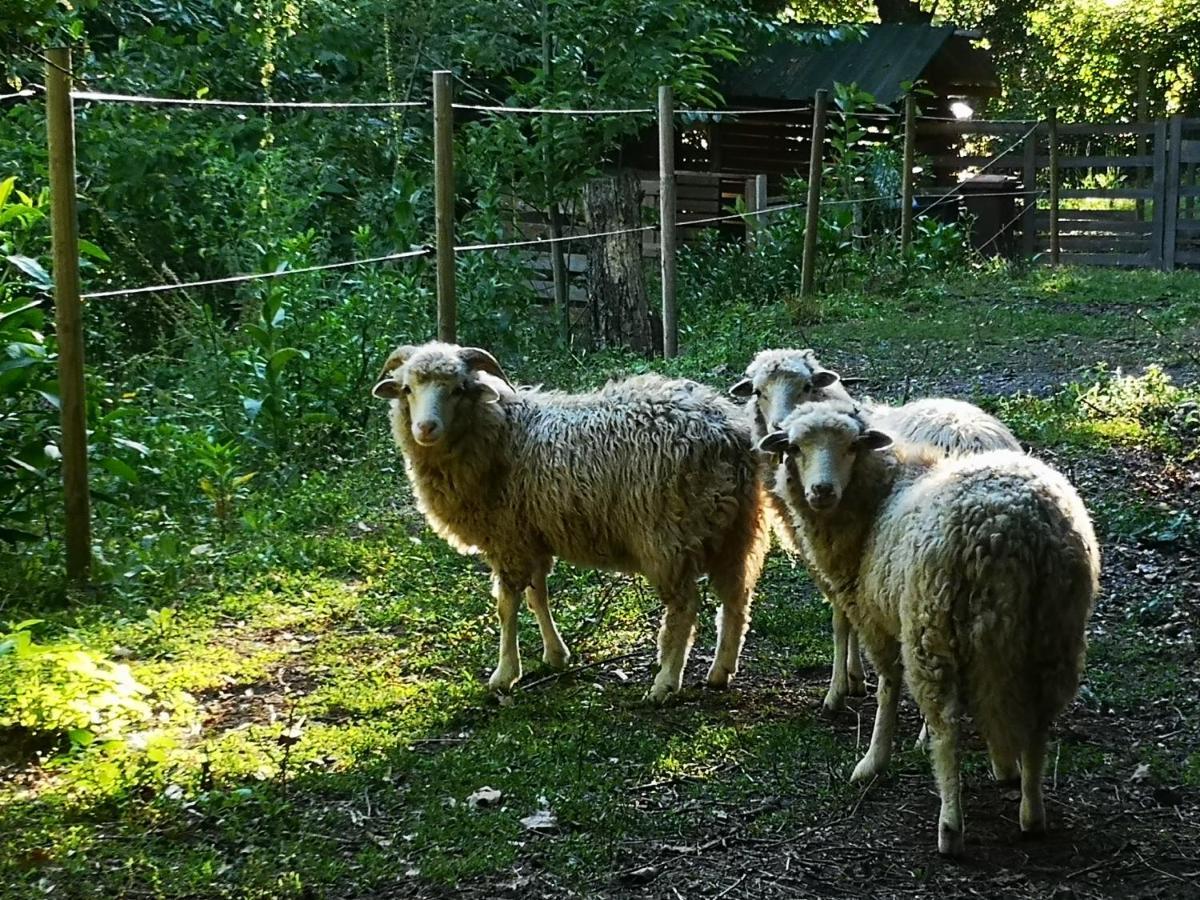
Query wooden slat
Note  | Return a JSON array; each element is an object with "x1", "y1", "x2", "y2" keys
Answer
[
  {"x1": 928, "y1": 155, "x2": 1024, "y2": 170},
  {"x1": 1060, "y1": 187, "x2": 1154, "y2": 200},
  {"x1": 1041, "y1": 252, "x2": 1150, "y2": 266},
  {"x1": 1034, "y1": 155, "x2": 1154, "y2": 168},
  {"x1": 520, "y1": 252, "x2": 588, "y2": 273},
  {"x1": 917, "y1": 120, "x2": 1038, "y2": 137},
  {"x1": 1055, "y1": 237, "x2": 1152, "y2": 252},
  {"x1": 1058, "y1": 122, "x2": 1158, "y2": 136},
  {"x1": 1175, "y1": 250, "x2": 1200, "y2": 264}
]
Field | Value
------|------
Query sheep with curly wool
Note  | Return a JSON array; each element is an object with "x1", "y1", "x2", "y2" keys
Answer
[
  {"x1": 372, "y1": 342, "x2": 770, "y2": 702},
  {"x1": 761, "y1": 400, "x2": 1099, "y2": 856},
  {"x1": 731, "y1": 349, "x2": 1022, "y2": 713}
]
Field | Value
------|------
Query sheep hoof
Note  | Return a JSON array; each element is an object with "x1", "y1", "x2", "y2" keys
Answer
[
  {"x1": 848, "y1": 678, "x2": 868, "y2": 698},
  {"x1": 645, "y1": 682, "x2": 677, "y2": 705},
  {"x1": 822, "y1": 690, "x2": 847, "y2": 714},
  {"x1": 705, "y1": 666, "x2": 734, "y2": 690},
  {"x1": 850, "y1": 753, "x2": 887, "y2": 783},
  {"x1": 487, "y1": 666, "x2": 521, "y2": 692},
  {"x1": 938, "y1": 822, "x2": 965, "y2": 858},
  {"x1": 542, "y1": 647, "x2": 571, "y2": 670}
]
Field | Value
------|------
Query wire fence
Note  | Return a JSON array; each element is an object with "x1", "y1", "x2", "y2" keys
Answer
[{"x1": 12, "y1": 74, "x2": 1066, "y2": 305}]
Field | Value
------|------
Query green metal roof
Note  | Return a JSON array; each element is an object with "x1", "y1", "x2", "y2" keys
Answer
[{"x1": 720, "y1": 24, "x2": 992, "y2": 105}]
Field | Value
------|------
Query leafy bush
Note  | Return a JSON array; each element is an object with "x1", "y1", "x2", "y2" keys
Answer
[{"x1": 0, "y1": 620, "x2": 151, "y2": 746}]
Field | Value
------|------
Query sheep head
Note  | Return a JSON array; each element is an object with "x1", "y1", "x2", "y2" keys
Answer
[
  {"x1": 372, "y1": 342, "x2": 513, "y2": 448},
  {"x1": 731, "y1": 349, "x2": 845, "y2": 433},
  {"x1": 760, "y1": 401, "x2": 892, "y2": 512}
]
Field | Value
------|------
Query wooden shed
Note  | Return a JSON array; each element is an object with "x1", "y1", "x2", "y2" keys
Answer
[{"x1": 618, "y1": 22, "x2": 1000, "y2": 238}]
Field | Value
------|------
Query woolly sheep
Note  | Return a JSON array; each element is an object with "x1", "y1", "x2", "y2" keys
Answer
[
  {"x1": 731, "y1": 349, "x2": 1021, "y2": 713},
  {"x1": 372, "y1": 342, "x2": 770, "y2": 702},
  {"x1": 760, "y1": 401, "x2": 1099, "y2": 855}
]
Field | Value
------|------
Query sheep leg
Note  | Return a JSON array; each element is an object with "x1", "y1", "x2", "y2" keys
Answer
[
  {"x1": 487, "y1": 576, "x2": 522, "y2": 691},
  {"x1": 847, "y1": 627, "x2": 867, "y2": 697},
  {"x1": 928, "y1": 715, "x2": 966, "y2": 857},
  {"x1": 1019, "y1": 730, "x2": 1049, "y2": 837},
  {"x1": 706, "y1": 544, "x2": 765, "y2": 689},
  {"x1": 824, "y1": 606, "x2": 852, "y2": 712},
  {"x1": 989, "y1": 746, "x2": 1021, "y2": 785},
  {"x1": 526, "y1": 570, "x2": 570, "y2": 669},
  {"x1": 850, "y1": 668, "x2": 900, "y2": 782},
  {"x1": 648, "y1": 583, "x2": 700, "y2": 704}
]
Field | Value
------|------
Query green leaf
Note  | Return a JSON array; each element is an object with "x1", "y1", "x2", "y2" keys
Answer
[
  {"x1": 99, "y1": 457, "x2": 140, "y2": 484},
  {"x1": 268, "y1": 347, "x2": 309, "y2": 375},
  {"x1": 68, "y1": 728, "x2": 96, "y2": 747},
  {"x1": 9, "y1": 619, "x2": 44, "y2": 632},
  {"x1": 0, "y1": 298, "x2": 42, "y2": 324},
  {"x1": 243, "y1": 397, "x2": 263, "y2": 421},
  {"x1": 112, "y1": 437, "x2": 150, "y2": 456},
  {"x1": 6, "y1": 255, "x2": 52, "y2": 290},
  {"x1": 78, "y1": 240, "x2": 111, "y2": 262},
  {"x1": 0, "y1": 176, "x2": 13, "y2": 208}
]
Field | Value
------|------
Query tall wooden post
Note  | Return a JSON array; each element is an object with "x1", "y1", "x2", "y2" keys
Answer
[
  {"x1": 432, "y1": 71, "x2": 457, "y2": 343},
  {"x1": 1150, "y1": 118, "x2": 1168, "y2": 268},
  {"x1": 1136, "y1": 64, "x2": 1149, "y2": 221},
  {"x1": 1021, "y1": 123, "x2": 1038, "y2": 260},
  {"x1": 900, "y1": 94, "x2": 917, "y2": 252},
  {"x1": 541, "y1": 0, "x2": 570, "y2": 345},
  {"x1": 800, "y1": 89, "x2": 828, "y2": 299},
  {"x1": 1048, "y1": 107, "x2": 1060, "y2": 267},
  {"x1": 1163, "y1": 115, "x2": 1183, "y2": 271},
  {"x1": 755, "y1": 174, "x2": 768, "y2": 224},
  {"x1": 46, "y1": 47, "x2": 91, "y2": 585},
  {"x1": 658, "y1": 85, "x2": 677, "y2": 358}
]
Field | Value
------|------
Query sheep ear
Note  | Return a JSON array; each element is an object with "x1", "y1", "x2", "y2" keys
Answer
[
  {"x1": 460, "y1": 346, "x2": 513, "y2": 388},
  {"x1": 729, "y1": 378, "x2": 754, "y2": 398},
  {"x1": 372, "y1": 378, "x2": 403, "y2": 400},
  {"x1": 812, "y1": 370, "x2": 840, "y2": 389},
  {"x1": 379, "y1": 344, "x2": 418, "y2": 380},
  {"x1": 475, "y1": 381, "x2": 501, "y2": 403},
  {"x1": 758, "y1": 431, "x2": 790, "y2": 454},
  {"x1": 855, "y1": 429, "x2": 893, "y2": 451}
]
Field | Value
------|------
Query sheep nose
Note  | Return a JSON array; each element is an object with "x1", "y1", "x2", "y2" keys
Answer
[
  {"x1": 811, "y1": 483, "x2": 834, "y2": 498},
  {"x1": 415, "y1": 420, "x2": 440, "y2": 441}
]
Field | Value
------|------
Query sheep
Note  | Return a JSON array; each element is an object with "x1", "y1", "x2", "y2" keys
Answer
[
  {"x1": 760, "y1": 400, "x2": 1099, "y2": 856},
  {"x1": 730, "y1": 349, "x2": 1021, "y2": 713},
  {"x1": 372, "y1": 342, "x2": 770, "y2": 703}
]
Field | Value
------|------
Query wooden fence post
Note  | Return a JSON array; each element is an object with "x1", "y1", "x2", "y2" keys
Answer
[
  {"x1": 1048, "y1": 108, "x2": 1060, "y2": 267},
  {"x1": 1150, "y1": 118, "x2": 1168, "y2": 269},
  {"x1": 541, "y1": 0, "x2": 570, "y2": 346},
  {"x1": 432, "y1": 70, "x2": 457, "y2": 343},
  {"x1": 801, "y1": 89, "x2": 828, "y2": 299},
  {"x1": 1021, "y1": 121, "x2": 1038, "y2": 260},
  {"x1": 900, "y1": 94, "x2": 916, "y2": 252},
  {"x1": 658, "y1": 84, "x2": 677, "y2": 359},
  {"x1": 744, "y1": 176, "x2": 759, "y2": 248},
  {"x1": 1163, "y1": 115, "x2": 1183, "y2": 271},
  {"x1": 1136, "y1": 64, "x2": 1149, "y2": 222},
  {"x1": 754, "y1": 173, "x2": 768, "y2": 228},
  {"x1": 46, "y1": 47, "x2": 91, "y2": 586}
]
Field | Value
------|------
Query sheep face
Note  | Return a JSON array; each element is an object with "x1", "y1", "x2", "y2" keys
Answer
[
  {"x1": 372, "y1": 343, "x2": 511, "y2": 448},
  {"x1": 761, "y1": 405, "x2": 892, "y2": 511},
  {"x1": 731, "y1": 365, "x2": 841, "y2": 433}
]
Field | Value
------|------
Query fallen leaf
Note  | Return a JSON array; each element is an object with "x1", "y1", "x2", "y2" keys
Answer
[
  {"x1": 467, "y1": 786, "x2": 502, "y2": 809},
  {"x1": 520, "y1": 808, "x2": 557, "y2": 832}
]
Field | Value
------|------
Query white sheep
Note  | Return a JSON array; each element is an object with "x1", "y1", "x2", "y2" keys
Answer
[
  {"x1": 372, "y1": 342, "x2": 770, "y2": 702},
  {"x1": 761, "y1": 401, "x2": 1099, "y2": 856},
  {"x1": 731, "y1": 349, "x2": 1021, "y2": 713}
]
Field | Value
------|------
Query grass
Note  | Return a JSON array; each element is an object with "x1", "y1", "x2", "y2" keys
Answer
[{"x1": 2, "y1": 266, "x2": 1199, "y2": 897}]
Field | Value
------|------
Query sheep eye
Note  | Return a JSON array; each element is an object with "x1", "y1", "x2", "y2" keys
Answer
[
  {"x1": 453, "y1": 383, "x2": 467, "y2": 395},
  {"x1": 401, "y1": 385, "x2": 412, "y2": 396}
]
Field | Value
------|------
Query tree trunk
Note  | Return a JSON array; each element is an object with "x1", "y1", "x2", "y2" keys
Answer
[{"x1": 583, "y1": 170, "x2": 655, "y2": 355}]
